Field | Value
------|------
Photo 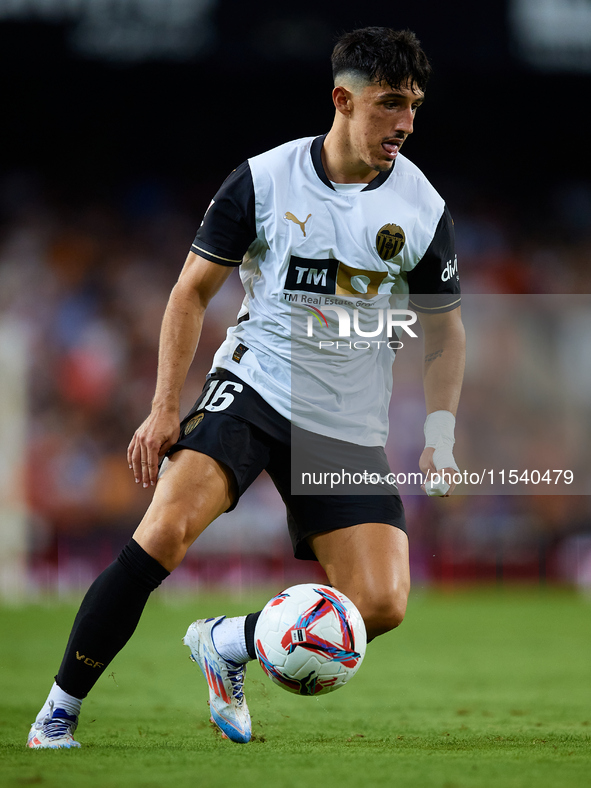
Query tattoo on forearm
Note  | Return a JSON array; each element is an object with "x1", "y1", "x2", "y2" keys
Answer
[{"x1": 424, "y1": 349, "x2": 443, "y2": 365}]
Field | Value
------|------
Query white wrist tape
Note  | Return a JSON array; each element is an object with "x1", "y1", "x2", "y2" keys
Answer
[{"x1": 424, "y1": 410, "x2": 459, "y2": 496}]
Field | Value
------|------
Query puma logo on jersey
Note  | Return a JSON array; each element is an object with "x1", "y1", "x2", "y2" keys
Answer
[{"x1": 285, "y1": 211, "x2": 312, "y2": 237}]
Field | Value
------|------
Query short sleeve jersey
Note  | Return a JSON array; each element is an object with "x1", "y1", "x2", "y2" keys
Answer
[{"x1": 191, "y1": 135, "x2": 460, "y2": 447}]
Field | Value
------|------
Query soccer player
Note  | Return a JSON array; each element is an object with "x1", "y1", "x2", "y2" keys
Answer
[{"x1": 28, "y1": 27, "x2": 464, "y2": 747}]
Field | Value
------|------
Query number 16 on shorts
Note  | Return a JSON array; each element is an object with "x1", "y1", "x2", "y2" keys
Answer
[{"x1": 199, "y1": 379, "x2": 244, "y2": 412}]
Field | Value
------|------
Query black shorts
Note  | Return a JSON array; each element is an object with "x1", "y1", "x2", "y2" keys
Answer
[{"x1": 167, "y1": 370, "x2": 406, "y2": 561}]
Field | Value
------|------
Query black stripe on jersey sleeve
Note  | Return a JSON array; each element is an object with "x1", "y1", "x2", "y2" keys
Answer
[
  {"x1": 191, "y1": 161, "x2": 256, "y2": 267},
  {"x1": 407, "y1": 205, "x2": 461, "y2": 314}
]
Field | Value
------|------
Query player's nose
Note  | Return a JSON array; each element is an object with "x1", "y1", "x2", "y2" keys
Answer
[{"x1": 397, "y1": 106, "x2": 415, "y2": 134}]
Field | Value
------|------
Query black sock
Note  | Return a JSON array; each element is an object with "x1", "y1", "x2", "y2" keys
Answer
[
  {"x1": 55, "y1": 539, "x2": 169, "y2": 699},
  {"x1": 244, "y1": 611, "x2": 261, "y2": 660}
]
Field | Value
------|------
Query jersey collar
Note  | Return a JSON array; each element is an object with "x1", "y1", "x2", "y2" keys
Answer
[{"x1": 311, "y1": 134, "x2": 395, "y2": 192}]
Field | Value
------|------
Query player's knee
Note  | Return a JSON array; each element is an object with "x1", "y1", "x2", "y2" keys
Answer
[
  {"x1": 134, "y1": 511, "x2": 202, "y2": 571},
  {"x1": 360, "y1": 593, "x2": 408, "y2": 638},
  {"x1": 148, "y1": 522, "x2": 188, "y2": 568}
]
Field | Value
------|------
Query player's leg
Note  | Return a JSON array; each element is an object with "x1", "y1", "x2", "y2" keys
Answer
[
  {"x1": 148, "y1": 373, "x2": 282, "y2": 743},
  {"x1": 28, "y1": 449, "x2": 234, "y2": 749},
  {"x1": 276, "y1": 458, "x2": 409, "y2": 642},
  {"x1": 135, "y1": 451, "x2": 258, "y2": 743},
  {"x1": 307, "y1": 522, "x2": 410, "y2": 640},
  {"x1": 132, "y1": 447, "x2": 234, "y2": 569}
]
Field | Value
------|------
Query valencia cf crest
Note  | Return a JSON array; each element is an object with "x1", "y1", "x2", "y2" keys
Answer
[
  {"x1": 184, "y1": 413, "x2": 204, "y2": 435},
  {"x1": 376, "y1": 224, "x2": 406, "y2": 261}
]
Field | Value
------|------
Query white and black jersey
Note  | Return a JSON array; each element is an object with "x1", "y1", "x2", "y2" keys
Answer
[{"x1": 191, "y1": 134, "x2": 460, "y2": 447}]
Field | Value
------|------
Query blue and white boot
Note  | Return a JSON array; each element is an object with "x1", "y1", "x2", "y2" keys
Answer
[
  {"x1": 183, "y1": 616, "x2": 251, "y2": 743},
  {"x1": 27, "y1": 701, "x2": 81, "y2": 749}
]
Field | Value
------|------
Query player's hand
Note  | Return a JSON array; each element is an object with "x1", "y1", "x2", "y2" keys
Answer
[
  {"x1": 419, "y1": 447, "x2": 457, "y2": 497},
  {"x1": 127, "y1": 407, "x2": 181, "y2": 489}
]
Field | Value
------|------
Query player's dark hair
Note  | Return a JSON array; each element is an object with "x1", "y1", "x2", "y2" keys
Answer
[{"x1": 331, "y1": 27, "x2": 432, "y2": 93}]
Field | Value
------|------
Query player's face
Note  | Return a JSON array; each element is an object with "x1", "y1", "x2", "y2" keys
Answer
[{"x1": 350, "y1": 80, "x2": 424, "y2": 173}]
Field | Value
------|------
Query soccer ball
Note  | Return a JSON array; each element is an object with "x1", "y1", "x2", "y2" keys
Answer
[{"x1": 254, "y1": 584, "x2": 366, "y2": 696}]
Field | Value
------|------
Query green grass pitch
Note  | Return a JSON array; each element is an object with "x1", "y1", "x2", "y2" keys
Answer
[{"x1": 1, "y1": 588, "x2": 590, "y2": 788}]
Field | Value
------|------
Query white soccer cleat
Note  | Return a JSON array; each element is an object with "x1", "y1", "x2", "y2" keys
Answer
[
  {"x1": 183, "y1": 616, "x2": 251, "y2": 743},
  {"x1": 27, "y1": 700, "x2": 81, "y2": 749}
]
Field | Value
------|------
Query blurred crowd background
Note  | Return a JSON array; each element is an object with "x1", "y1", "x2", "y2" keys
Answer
[{"x1": 1, "y1": 0, "x2": 591, "y2": 597}]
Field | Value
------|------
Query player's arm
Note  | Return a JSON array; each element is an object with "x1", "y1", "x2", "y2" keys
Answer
[
  {"x1": 127, "y1": 253, "x2": 233, "y2": 488},
  {"x1": 418, "y1": 307, "x2": 466, "y2": 495},
  {"x1": 407, "y1": 204, "x2": 464, "y2": 496},
  {"x1": 420, "y1": 307, "x2": 465, "y2": 416},
  {"x1": 128, "y1": 161, "x2": 256, "y2": 489}
]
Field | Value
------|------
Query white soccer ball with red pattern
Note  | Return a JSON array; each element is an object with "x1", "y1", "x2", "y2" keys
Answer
[{"x1": 254, "y1": 584, "x2": 366, "y2": 696}]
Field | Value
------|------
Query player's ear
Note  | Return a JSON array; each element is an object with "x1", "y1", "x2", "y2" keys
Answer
[{"x1": 332, "y1": 86, "x2": 354, "y2": 116}]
